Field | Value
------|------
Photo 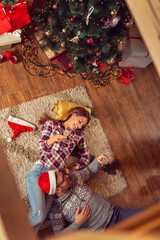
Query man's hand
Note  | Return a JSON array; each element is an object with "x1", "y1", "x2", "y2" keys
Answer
[
  {"x1": 96, "y1": 154, "x2": 109, "y2": 165},
  {"x1": 75, "y1": 205, "x2": 91, "y2": 226},
  {"x1": 64, "y1": 166, "x2": 77, "y2": 174},
  {"x1": 47, "y1": 134, "x2": 67, "y2": 146}
]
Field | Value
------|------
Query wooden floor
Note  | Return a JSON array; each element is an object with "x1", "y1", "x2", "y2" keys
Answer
[{"x1": 0, "y1": 37, "x2": 160, "y2": 236}]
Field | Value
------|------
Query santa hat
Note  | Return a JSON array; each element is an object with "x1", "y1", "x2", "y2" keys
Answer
[
  {"x1": 38, "y1": 171, "x2": 56, "y2": 195},
  {"x1": 7, "y1": 116, "x2": 36, "y2": 142}
]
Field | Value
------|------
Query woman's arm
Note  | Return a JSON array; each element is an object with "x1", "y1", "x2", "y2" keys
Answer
[
  {"x1": 38, "y1": 120, "x2": 66, "y2": 152},
  {"x1": 76, "y1": 137, "x2": 90, "y2": 169}
]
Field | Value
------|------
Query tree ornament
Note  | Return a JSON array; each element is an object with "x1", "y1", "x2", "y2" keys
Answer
[
  {"x1": 87, "y1": 38, "x2": 93, "y2": 44},
  {"x1": 74, "y1": 56, "x2": 78, "y2": 61},
  {"x1": 70, "y1": 31, "x2": 80, "y2": 43},
  {"x1": 86, "y1": 6, "x2": 94, "y2": 25},
  {"x1": 100, "y1": 38, "x2": 104, "y2": 42},
  {"x1": 125, "y1": 17, "x2": 134, "y2": 27},
  {"x1": 125, "y1": 18, "x2": 129, "y2": 22},
  {"x1": 70, "y1": 16, "x2": 76, "y2": 22},
  {"x1": 119, "y1": 39, "x2": 125, "y2": 45},
  {"x1": 100, "y1": 18, "x2": 104, "y2": 22},
  {"x1": 61, "y1": 42, "x2": 65, "y2": 48},
  {"x1": 96, "y1": 51, "x2": 101, "y2": 57},
  {"x1": 107, "y1": 58, "x2": 114, "y2": 65},
  {"x1": 68, "y1": 62, "x2": 73, "y2": 68},
  {"x1": 103, "y1": 15, "x2": 120, "y2": 29},
  {"x1": 110, "y1": 10, "x2": 115, "y2": 16},
  {"x1": 34, "y1": 27, "x2": 39, "y2": 31},
  {"x1": 82, "y1": 72, "x2": 87, "y2": 77},
  {"x1": 46, "y1": 30, "x2": 51, "y2": 36},
  {"x1": 53, "y1": 4, "x2": 57, "y2": 9},
  {"x1": 62, "y1": 28, "x2": 66, "y2": 33},
  {"x1": 96, "y1": 60, "x2": 101, "y2": 67},
  {"x1": 48, "y1": 17, "x2": 52, "y2": 22}
]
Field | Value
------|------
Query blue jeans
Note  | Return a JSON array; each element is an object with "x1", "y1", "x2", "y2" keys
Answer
[
  {"x1": 26, "y1": 161, "x2": 53, "y2": 233},
  {"x1": 107, "y1": 205, "x2": 145, "y2": 228}
]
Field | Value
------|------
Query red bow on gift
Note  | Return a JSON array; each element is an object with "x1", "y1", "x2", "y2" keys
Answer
[
  {"x1": 123, "y1": 67, "x2": 136, "y2": 79},
  {"x1": 119, "y1": 67, "x2": 136, "y2": 84}
]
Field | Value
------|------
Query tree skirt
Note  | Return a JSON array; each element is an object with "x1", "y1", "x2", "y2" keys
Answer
[{"x1": 0, "y1": 86, "x2": 127, "y2": 211}]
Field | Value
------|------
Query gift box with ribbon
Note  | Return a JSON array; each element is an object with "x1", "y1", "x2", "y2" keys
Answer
[
  {"x1": 34, "y1": 31, "x2": 65, "y2": 60},
  {"x1": 0, "y1": 29, "x2": 22, "y2": 46},
  {"x1": 119, "y1": 66, "x2": 136, "y2": 84},
  {"x1": 119, "y1": 25, "x2": 152, "y2": 68},
  {"x1": 54, "y1": 53, "x2": 73, "y2": 71}
]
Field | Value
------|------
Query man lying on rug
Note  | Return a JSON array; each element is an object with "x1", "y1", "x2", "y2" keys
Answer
[{"x1": 38, "y1": 154, "x2": 144, "y2": 235}]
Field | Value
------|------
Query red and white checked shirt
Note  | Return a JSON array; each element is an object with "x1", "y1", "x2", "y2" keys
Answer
[{"x1": 38, "y1": 120, "x2": 90, "y2": 171}]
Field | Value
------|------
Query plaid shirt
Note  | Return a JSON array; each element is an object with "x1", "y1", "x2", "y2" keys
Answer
[{"x1": 38, "y1": 120, "x2": 90, "y2": 170}]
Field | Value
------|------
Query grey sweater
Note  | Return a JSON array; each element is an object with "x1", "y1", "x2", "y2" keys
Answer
[{"x1": 49, "y1": 158, "x2": 114, "y2": 235}]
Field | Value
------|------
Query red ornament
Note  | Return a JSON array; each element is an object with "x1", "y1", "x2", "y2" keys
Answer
[
  {"x1": 96, "y1": 60, "x2": 101, "y2": 66},
  {"x1": 68, "y1": 62, "x2": 73, "y2": 68},
  {"x1": 70, "y1": 16, "x2": 76, "y2": 22},
  {"x1": 100, "y1": 38, "x2": 104, "y2": 42},
  {"x1": 100, "y1": 18, "x2": 104, "y2": 22},
  {"x1": 82, "y1": 72, "x2": 87, "y2": 77},
  {"x1": 125, "y1": 18, "x2": 130, "y2": 22},
  {"x1": 48, "y1": 17, "x2": 52, "y2": 22},
  {"x1": 4, "y1": 51, "x2": 11, "y2": 60},
  {"x1": 9, "y1": 56, "x2": 17, "y2": 64},
  {"x1": 87, "y1": 38, "x2": 93, "y2": 44},
  {"x1": 35, "y1": 27, "x2": 39, "y2": 31}
]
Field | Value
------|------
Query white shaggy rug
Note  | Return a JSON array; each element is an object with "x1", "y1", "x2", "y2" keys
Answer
[{"x1": 0, "y1": 86, "x2": 127, "y2": 210}]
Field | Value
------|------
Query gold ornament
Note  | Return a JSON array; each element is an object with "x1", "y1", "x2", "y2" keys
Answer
[
  {"x1": 62, "y1": 28, "x2": 66, "y2": 33},
  {"x1": 110, "y1": 10, "x2": 115, "y2": 16},
  {"x1": 61, "y1": 42, "x2": 65, "y2": 47},
  {"x1": 119, "y1": 39, "x2": 125, "y2": 45},
  {"x1": 111, "y1": 10, "x2": 117, "y2": 16},
  {"x1": 74, "y1": 56, "x2": 78, "y2": 61},
  {"x1": 53, "y1": 4, "x2": 57, "y2": 9},
  {"x1": 46, "y1": 30, "x2": 51, "y2": 36}
]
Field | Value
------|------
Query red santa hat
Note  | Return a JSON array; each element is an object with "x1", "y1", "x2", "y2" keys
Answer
[
  {"x1": 38, "y1": 171, "x2": 56, "y2": 195},
  {"x1": 7, "y1": 116, "x2": 36, "y2": 142}
]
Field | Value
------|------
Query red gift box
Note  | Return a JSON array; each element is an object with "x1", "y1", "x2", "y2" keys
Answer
[
  {"x1": 119, "y1": 66, "x2": 136, "y2": 84},
  {"x1": 54, "y1": 53, "x2": 73, "y2": 71}
]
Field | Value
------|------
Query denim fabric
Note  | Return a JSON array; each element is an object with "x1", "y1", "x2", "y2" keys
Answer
[
  {"x1": 107, "y1": 205, "x2": 144, "y2": 228},
  {"x1": 26, "y1": 161, "x2": 54, "y2": 232}
]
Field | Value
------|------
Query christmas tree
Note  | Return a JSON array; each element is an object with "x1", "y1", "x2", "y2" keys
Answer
[
  {"x1": 1, "y1": 0, "x2": 16, "y2": 5},
  {"x1": 33, "y1": 0, "x2": 132, "y2": 73}
]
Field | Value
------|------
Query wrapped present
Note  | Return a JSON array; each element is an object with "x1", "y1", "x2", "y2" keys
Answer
[
  {"x1": 54, "y1": 53, "x2": 73, "y2": 71},
  {"x1": 34, "y1": 31, "x2": 65, "y2": 60},
  {"x1": 0, "y1": 29, "x2": 22, "y2": 47},
  {"x1": 119, "y1": 66, "x2": 136, "y2": 84},
  {"x1": 119, "y1": 25, "x2": 152, "y2": 68}
]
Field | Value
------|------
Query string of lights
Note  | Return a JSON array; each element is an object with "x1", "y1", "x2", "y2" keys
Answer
[{"x1": 20, "y1": 25, "x2": 122, "y2": 87}]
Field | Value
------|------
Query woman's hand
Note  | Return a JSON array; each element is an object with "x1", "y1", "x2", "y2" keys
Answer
[
  {"x1": 46, "y1": 134, "x2": 67, "y2": 146},
  {"x1": 75, "y1": 205, "x2": 91, "y2": 226},
  {"x1": 96, "y1": 154, "x2": 109, "y2": 165}
]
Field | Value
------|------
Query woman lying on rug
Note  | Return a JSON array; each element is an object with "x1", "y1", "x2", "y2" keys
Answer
[{"x1": 26, "y1": 107, "x2": 91, "y2": 233}]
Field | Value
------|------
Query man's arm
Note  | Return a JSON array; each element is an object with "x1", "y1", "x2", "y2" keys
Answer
[{"x1": 70, "y1": 154, "x2": 109, "y2": 184}]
